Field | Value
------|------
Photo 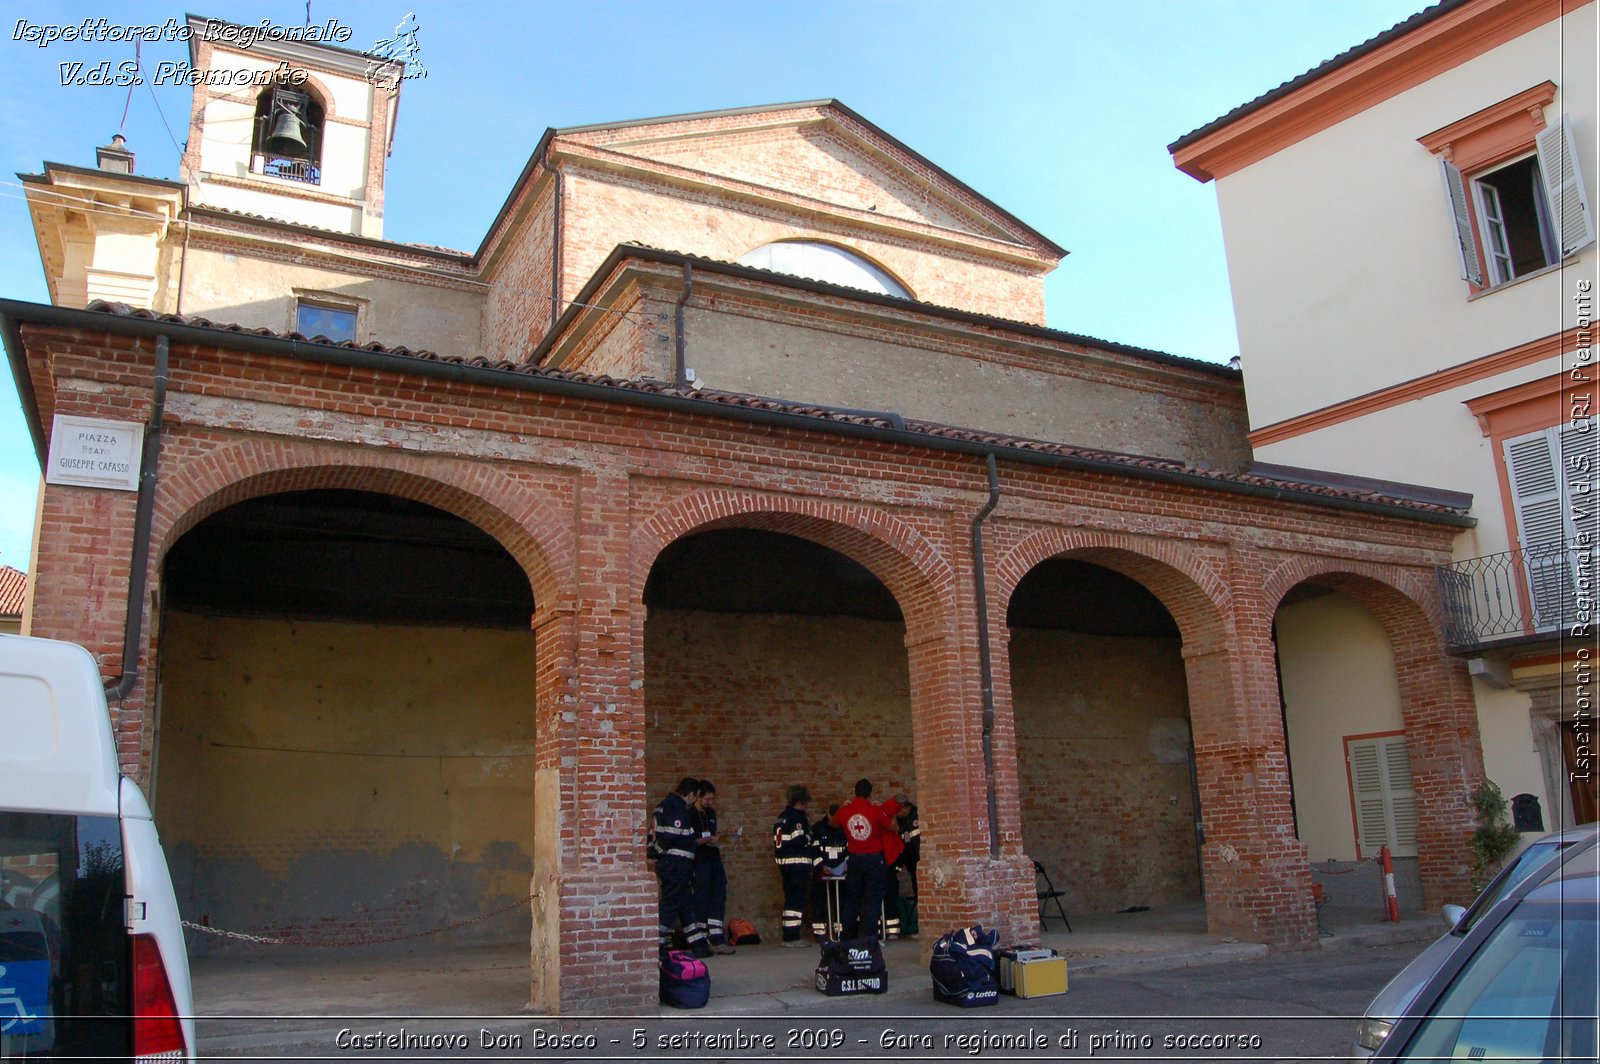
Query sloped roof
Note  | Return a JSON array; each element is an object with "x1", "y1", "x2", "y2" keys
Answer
[
  {"x1": 0, "y1": 565, "x2": 25, "y2": 617},
  {"x1": 46, "y1": 299, "x2": 1467, "y2": 523},
  {"x1": 1169, "y1": 1, "x2": 1463, "y2": 151}
]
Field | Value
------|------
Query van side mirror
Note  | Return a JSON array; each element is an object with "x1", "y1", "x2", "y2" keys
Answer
[{"x1": 1441, "y1": 903, "x2": 1466, "y2": 928}]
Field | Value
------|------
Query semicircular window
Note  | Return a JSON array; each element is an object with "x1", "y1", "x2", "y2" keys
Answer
[{"x1": 736, "y1": 241, "x2": 911, "y2": 298}]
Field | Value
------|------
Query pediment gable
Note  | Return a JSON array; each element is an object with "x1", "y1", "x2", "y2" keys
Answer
[{"x1": 555, "y1": 102, "x2": 1059, "y2": 256}]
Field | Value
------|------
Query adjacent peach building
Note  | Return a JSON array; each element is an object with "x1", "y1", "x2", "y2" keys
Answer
[{"x1": 1171, "y1": 0, "x2": 1597, "y2": 861}]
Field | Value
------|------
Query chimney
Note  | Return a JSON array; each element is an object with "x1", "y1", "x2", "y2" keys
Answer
[{"x1": 96, "y1": 134, "x2": 135, "y2": 174}]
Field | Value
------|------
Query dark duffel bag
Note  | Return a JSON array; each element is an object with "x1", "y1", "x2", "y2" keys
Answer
[
  {"x1": 930, "y1": 925, "x2": 999, "y2": 1008},
  {"x1": 815, "y1": 936, "x2": 887, "y2": 996},
  {"x1": 660, "y1": 949, "x2": 710, "y2": 1009}
]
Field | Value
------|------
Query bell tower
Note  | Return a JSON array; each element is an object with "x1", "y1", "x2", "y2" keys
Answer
[{"x1": 178, "y1": 14, "x2": 402, "y2": 238}]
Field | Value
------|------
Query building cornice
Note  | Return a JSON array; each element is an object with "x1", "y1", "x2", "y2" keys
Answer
[{"x1": 1170, "y1": 0, "x2": 1571, "y2": 182}]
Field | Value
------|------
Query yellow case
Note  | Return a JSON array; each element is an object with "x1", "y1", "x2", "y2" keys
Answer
[{"x1": 1013, "y1": 955, "x2": 1067, "y2": 998}]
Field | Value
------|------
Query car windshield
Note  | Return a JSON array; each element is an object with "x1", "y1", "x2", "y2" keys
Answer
[
  {"x1": 1457, "y1": 838, "x2": 1568, "y2": 933},
  {"x1": 1394, "y1": 892, "x2": 1598, "y2": 1062}
]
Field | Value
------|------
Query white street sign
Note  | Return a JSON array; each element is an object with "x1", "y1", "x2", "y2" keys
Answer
[{"x1": 45, "y1": 415, "x2": 144, "y2": 491}]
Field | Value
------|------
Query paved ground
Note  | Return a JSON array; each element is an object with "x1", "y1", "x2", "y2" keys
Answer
[{"x1": 192, "y1": 903, "x2": 1444, "y2": 1060}]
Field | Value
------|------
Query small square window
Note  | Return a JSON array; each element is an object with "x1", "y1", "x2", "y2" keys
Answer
[{"x1": 296, "y1": 302, "x2": 357, "y2": 343}]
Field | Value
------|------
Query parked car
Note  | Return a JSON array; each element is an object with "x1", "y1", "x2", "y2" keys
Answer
[
  {"x1": 1352, "y1": 823, "x2": 1600, "y2": 1058},
  {"x1": 1370, "y1": 839, "x2": 1599, "y2": 1062},
  {"x1": 0, "y1": 634, "x2": 194, "y2": 1060}
]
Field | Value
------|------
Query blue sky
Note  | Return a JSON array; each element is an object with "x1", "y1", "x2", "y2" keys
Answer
[{"x1": 0, "y1": 0, "x2": 1427, "y2": 571}]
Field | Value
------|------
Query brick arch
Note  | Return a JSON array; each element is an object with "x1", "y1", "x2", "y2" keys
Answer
[
  {"x1": 1262, "y1": 556, "x2": 1443, "y2": 649},
  {"x1": 634, "y1": 489, "x2": 955, "y2": 639},
  {"x1": 152, "y1": 437, "x2": 569, "y2": 608},
  {"x1": 994, "y1": 527, "x2": 1232, "y2": 647},
  {"x1": 245, "y1": 70, "x2": 337, "y2": 119},
  {"x1": 1265, "y1": 555, "x2": 1482, "y2": 908}
]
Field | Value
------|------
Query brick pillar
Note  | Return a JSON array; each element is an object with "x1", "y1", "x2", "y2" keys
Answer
[
  {"x1": 529, "y1": 472, "x2": 656, "y2": 1014},
  {"x1": 906, "y1": 617, "x2": 1034, "y2": 948},
  {"x1": 28, "y1": 476, "x2": 152, "y2": 782},
  {"x1": 1395, "y1": 645, "x2": 1481, "y2": 909},
  {"x1": 1186, "y1": 635, "x2": 1317, "y2": 947}
]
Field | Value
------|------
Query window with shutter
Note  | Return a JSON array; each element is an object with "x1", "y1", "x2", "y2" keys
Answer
[
  {"x1": 1346, "y1": 733, "x2": 1418, "y2": 858},
  {"x1": 1422, "y1": 87, "x2": 1594, "y2": 291},
  {"x1": 1536, "y1": 115, "x2": 1597, "y2": 256},
  {"x1": 1503, "y1": 420, "x2": 1597, "y2": 630}
]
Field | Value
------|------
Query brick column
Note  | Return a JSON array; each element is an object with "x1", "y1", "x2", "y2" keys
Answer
[
  {"x1": 1395, "y1": 646, "x2": 1481, "y2": 909},
  {"x1": 530, "y1": 471, "x2": 656, "y2": 1014},
  {"x1": 1186, "y1": 635, "x2": 1317, "y2": 947},
  {"x1": 906, "y1": 616, "x2": 1033, "y2": 948}
]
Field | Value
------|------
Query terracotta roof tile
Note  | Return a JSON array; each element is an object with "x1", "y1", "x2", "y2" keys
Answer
[
  {"x1": 82, "y1": 301, "x2": 1466, "y2": 518},
  {"x1": 1169, "y1": 1, "x2": 1460, "y2": 150},
  {"x1": 0, "y1": 565, "x2": 26, "y2": 617}
]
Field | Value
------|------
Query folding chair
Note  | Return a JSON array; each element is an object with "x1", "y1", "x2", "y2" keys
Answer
[{"x1": 1034, "y1": 860, "x2": 1072, "y2": 932}]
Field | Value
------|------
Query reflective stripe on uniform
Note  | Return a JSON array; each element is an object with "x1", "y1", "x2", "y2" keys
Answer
[{"x1": 775, "y1": 856, "x2": 812, "y2": 865}]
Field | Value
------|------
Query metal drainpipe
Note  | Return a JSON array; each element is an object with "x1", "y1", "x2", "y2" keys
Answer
[
  {"x1": 548, "y1": 164, "x2": 563, "y2": 331},
  {"x1": 971, "y1": 452, "x2": 1002, "y2": 858},
  {"x1": 106, "y1": 333, "x2": 168, "y2": 701},
  {"x1": 674, "y1": 262, "x2": 694, "y2": 388}
]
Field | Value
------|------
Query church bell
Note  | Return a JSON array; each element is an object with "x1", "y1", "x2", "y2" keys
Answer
[{"x1": 265, "y1": 108, "x2": 308, "y2": 157}]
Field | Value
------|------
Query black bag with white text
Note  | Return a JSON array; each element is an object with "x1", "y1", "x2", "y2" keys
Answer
[{"x1": 814, "y1": 936, "x2": 887, "y2": 996}]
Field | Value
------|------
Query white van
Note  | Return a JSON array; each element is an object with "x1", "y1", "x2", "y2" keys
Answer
[{"x1": 0, "y1": 634, "x2": 194, "y2": 1061}]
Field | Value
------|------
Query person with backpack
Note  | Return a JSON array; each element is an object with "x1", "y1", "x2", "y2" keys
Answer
[
  {"x1": 653, "y1": 777, "x2": 709, "y2": 958},
  {"x1": 691, "y1": 779, "x2": 736, "y2": 955},
  {"x1": 836, "y1": 778, "x2": 903, "y2": 941},
  {"x1": 772, "y1": 785, "x2": 815, "y2": 947}
]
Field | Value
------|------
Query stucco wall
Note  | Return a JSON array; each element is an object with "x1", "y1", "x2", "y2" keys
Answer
[
  {"x1": 1010, "y1": 629, "x2": 1202, "y2": 913},
  {"x1": 642, "y1": 610, "x2": 914, "y2": 943},
  {"x1": 155, "y1": 612, "x2": 538, "y2": 950},
  {"x1": 1276, "y1": 592, "x2": 1407, "y2": 863},
  {"x1": 1218, "y1": 7, "x2": 1596, "y2": 432},
  {"x1": 685, "y1": 302, "x2": 1250, "y2": 467},
  {"x1": 1254, "y1": 361, "x2": 1558, "y2": 561},
  {"x1": 1474, "y1": 681, "x2": 1548, "y2": 819},
  {"x1": 178, "y1": 245, "x2": 485, "y2": 356}
]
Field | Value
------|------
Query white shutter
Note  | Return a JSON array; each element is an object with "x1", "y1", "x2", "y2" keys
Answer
[
  {"x1": 1349, "y1": 735, "x2": 1418, "y2": 858},
  {"x1": 1536, "y1": 115, "x2": 1596, "y2": 256},
  {"x1": 1384, "y1": 740, "x2": 1418, "y2": 852},
  {"x1": 1440, "y1": 157, "x2": 1486, "y2": 285},
  {"x1": 1506, "y1": 429, "x2": 1566, "y2": 546},
  {"x1": 1504, "y1": 422, "x2": 1596, "y2": 630}
]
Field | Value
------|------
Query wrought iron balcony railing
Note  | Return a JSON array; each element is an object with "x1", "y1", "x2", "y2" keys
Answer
[{"x1": 1438, "y1": 541, "x2": 1595, "y2": 652}]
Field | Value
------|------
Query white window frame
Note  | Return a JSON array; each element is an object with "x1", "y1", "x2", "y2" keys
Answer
[
  {"x1": 1470, "y1": 152, "x2": 1558, "y2": 286},
  {"x1": 1345, "y1": 732, "x2": 1418, "y2": 859}
]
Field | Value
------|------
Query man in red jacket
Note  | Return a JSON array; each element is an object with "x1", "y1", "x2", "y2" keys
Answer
[{"x1": 837, "y1": 778, "x2": 904, "y2": 941}]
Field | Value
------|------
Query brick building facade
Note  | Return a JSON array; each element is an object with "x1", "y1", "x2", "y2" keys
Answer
[{"x1": 3, "y1": 20, "x2": 1488, "y2": 1014}]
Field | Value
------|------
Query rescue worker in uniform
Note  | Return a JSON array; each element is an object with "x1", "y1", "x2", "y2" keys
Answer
[
  {"x1": 892, "y1": 797, "x2": 921, "y2": 937},
  {"x1": 691, "y1": 779, "x2": 736, "y2": 954},
  {"x1": 772, "y1": 785, "x2": 815, "y2": 947},
  {"x1": 810, "y1": 803, "x2": 847, "y2": 940},
  {"x1": 837, "y1": 778, "x2": 903, "y2": 941},
  {"x1": 652, "y1": 777, "x2": 709, "y2": 957}
]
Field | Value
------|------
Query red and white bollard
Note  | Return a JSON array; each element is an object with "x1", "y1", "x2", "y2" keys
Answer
[{"x1": 1379, "y1": 845, "x2": 1400, "y2": 923}]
